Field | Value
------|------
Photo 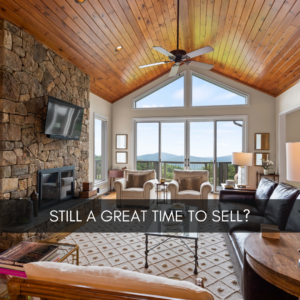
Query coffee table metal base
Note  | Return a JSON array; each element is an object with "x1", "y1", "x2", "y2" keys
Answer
[{"x1": 144, "y1": 235, "x2": 198, "y2": 275}]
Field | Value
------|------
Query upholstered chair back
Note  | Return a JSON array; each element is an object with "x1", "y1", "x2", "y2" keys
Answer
[
  {"x1": 124, "y1": 169, "x2": 156, "y2": 180},
  {"x1": 173, "y1": 169, "x2": 209, "y2": 182}
]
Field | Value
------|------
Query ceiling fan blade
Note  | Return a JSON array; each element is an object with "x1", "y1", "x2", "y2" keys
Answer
[
  {"x1": 169, "y1": 64, "x2": 180, "y2": 77},
  {"x1": 139, "y1": 61, "x2": 172, "y2": 68},
  {"x1": 186, "y1": 46, "x2": 214, "y2": 59},
  {"x1": 187, "y1": 61, "x2": 214, "y2": 70},
  {"x1": 153, "y1": 46, "x2": 175, "y2": 59}
]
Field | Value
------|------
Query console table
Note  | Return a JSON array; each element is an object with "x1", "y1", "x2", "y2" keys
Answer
[
  {"x1": 108, "y1": 169, "x2": 124, "y2": 192},
  {"x1": 256, "y1": 172, "x2": 279, "y2": 188},
  {"x1": 244, "y1": 233, "x2": 300, "y2": 300}
]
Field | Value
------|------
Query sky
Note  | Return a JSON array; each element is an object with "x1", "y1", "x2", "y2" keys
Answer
[
  {"x1": 135, "y1": 75, "x2": 246, "y2": 108},
  {"x1": 192, "y1": 76, "x2": 246, "y2": 106},
  {"x1": 135, "y1": 76, "x2": 185, "y2": 108},
  {"x1": 137, "y1": 121, "x2": 243, "y2": 159}
]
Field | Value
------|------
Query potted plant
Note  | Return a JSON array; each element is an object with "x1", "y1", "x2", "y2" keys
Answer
[{"x1": 261, "y1": 159, "x2": 274, "y2": 175}]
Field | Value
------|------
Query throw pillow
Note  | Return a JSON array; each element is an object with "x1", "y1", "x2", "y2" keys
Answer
[
  {"x1": 177, "y1": 177, "x2": 202, "y2": 191},
  {"x1": 127, "y1": 173, "x2": 150, "y2": 188}
]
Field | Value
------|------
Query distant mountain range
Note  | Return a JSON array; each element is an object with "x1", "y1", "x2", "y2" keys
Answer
[{"x1": 137, "y1": 152, "x2": 232, "y2": 162}]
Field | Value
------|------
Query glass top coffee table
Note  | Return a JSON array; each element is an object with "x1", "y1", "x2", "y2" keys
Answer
[
  {"x1": 144, "y1": 204, "x2": 199, "y2": 274},
  {"x1": 0, "y1": 241, "x2": 79, "y2": 299}
]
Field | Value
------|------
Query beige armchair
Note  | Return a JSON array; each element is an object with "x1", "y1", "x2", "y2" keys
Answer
[
  {"x1": 114, "y1": 169, "x2": 158, "y2": 208},
  {"x1": 167, "y1": 170, "x2": 212, "y2": 211}
]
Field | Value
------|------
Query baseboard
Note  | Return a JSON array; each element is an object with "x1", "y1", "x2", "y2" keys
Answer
[{"x1": 98, "y1": 186, "x2": 110, "y2": 195}]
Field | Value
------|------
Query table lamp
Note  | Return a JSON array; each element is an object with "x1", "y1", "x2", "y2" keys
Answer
[{"x1": 232, "y1": 152, "x2": 253, "y2": 188}]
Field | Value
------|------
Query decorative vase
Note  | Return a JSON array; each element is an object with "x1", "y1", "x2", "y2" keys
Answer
[{"x1": 264, "y1": 169, "x2": 269, "y2": 175}]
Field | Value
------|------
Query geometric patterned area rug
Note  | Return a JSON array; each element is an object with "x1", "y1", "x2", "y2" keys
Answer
[{"x1": 60, "y1": 202, "x2": 243, "y2": 300}]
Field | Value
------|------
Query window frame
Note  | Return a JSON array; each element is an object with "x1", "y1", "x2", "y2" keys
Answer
[
  {"x1": 93, "y1": 113, "x2": 108, "y2": 185},
  {"x1": 132, "y1": 70, "x2": 187, "y2": 110},
  {"x1": 190, "y1": 71, "x2": 250, "y2": 108}
]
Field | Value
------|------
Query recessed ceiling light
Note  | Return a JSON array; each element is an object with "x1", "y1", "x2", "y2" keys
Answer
[
  {"x1": 115, "y1": 46, "x2": 123, "y2": 52},
  {"x1": 75, "y1": 0, "x2": 86, "y2": 3}
]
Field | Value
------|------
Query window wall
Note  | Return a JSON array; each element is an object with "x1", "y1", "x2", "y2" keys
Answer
[
  {"x1": 134, "y1": 116, "x2": 246, "y2": 192},
  {"x1": 132, "y1": 71, "x2": 248, "y2": 109}
]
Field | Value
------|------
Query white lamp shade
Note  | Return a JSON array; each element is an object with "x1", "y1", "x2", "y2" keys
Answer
[
  {"x1": 286, "y1": 142, "x2": 300, "y2": 182},
  {"x1": 232, "y1": 152, "x2": 253, "y2": 166}
]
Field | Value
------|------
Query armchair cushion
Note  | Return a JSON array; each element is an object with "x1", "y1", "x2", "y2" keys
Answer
[
  {"x1": 122, "y1": 188, "x2": 144, "y2": 198},
  {"x1": 127, "y1": 173, "x2": 150, "y2": 188},
  {"x1": 25, "y1": 262, "x2": 214, "y2": 300},
  {"x1": 177, "y1": 177, "x2": 203, "y2": 192}
]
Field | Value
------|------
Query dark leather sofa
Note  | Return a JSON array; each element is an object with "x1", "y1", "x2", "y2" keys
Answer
[{"x1": 219, "y1": 178, "x2": 300, "y2": 300}]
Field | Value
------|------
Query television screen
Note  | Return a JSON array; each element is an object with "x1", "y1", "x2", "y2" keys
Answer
[{"x1": 45, "y1": 97, "x2": 84, "y2": 140}]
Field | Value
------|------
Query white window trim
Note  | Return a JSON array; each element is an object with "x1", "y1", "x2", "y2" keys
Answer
[
  {"x1": 190, "y1": 70, "x2": 250, "y2": 108},
  {"x1": 93, "y1": 113, "x2": 108, "y2": 186},
  {"x1": 132, "y1": 70, "x2": 187, "y2": 110},
  {"x1": 132, "y1": 115, "x2": 248, "y2": 192}
]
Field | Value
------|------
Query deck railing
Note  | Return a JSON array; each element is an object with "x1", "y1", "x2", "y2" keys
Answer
[
  {"x1": 136, "y1": 160, "x2": 237, "y2": 186},
  {"x1": 95, "y1": 159, "x2": 102, "y2": 180}
]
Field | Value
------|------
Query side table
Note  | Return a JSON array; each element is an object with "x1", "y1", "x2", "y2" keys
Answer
[
  {"x1": 156, "y1": 183, "x2": 168, "y2": 206},
  {"x1": 256, "y1": 172, "x2": 279, "y2": 188},
  {"x1": 221, "y1": 183, "x2": 256, "y2": 191},
  {"x1": 108, "y1": 169, "x2": 124, "y2": 192},
  {"x1": 244, "y1": 233, "x2": 300, "y2": 300}
]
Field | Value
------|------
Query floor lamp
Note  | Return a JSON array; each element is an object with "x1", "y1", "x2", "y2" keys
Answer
[
  {"x1": 232, "y1": 152, "x2": 253, "y2": 188},
  {"x1": 286, "y1": 142, "x2": 300, "y2": 267}
]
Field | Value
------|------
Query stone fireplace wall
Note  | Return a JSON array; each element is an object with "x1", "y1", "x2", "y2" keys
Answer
[{"x1": 0, "y1": 20, "x2": 90, "y2": 205}]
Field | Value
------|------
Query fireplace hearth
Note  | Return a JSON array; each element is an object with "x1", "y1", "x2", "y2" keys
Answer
[{"x1": 37, "y1": 166, "x2": 75, "y2": 211}]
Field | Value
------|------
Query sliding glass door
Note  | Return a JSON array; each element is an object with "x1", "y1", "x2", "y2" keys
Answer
[
  {"x1": 136, "y1": 122, "x2": 159, "y2": 176},
  {"x1": 135, "y1": 118, "x2": 245, "y2": 192},
  {"x1": 161, "y1": 122, "x2": 185, "y2": 181},
  {"x1": 189, "y1": 121, "x2": 214, "y2": 186},
  {"x1": 216, "y1": 121, "x2": 243, "y2": 191}
]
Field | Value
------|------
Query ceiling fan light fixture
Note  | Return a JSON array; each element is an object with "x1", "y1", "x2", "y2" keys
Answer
[
  {"x1": 115, "y1": 46, "x2": 123, "y2": 52},
  {"x1": 75, "y1": 0, "x2": 86, "y2": 3}
]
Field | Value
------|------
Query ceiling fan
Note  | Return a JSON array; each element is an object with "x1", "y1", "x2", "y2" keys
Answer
[{"x1": 139, "y1": 0, "x2": 214, "y2": 77}]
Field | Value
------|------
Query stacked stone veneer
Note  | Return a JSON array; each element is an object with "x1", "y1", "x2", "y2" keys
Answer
[{"x1": 0, "y1": 20, "x2": 90, "y2": 205}]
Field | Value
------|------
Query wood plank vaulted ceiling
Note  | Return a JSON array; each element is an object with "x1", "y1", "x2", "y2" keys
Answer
[{"x1": 1, "y1": 0, "x2": 300, "y2": 103}]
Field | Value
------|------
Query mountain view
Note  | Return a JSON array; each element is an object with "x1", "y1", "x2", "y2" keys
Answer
[{"x1": 137, "y1": 152, "x2": 232, "y2": 162}]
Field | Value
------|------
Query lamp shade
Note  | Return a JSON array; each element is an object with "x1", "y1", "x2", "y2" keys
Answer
[
  {"x1": 286, "y1": 142, "x2": 300, "y2": 182},
  {"x1": 232, "y1": 152, "x2": 253, "y2": 166}
]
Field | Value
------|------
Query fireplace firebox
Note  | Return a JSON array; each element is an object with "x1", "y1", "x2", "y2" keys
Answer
[{"x1": 37, "y1": 166, "x2": 75, "y2": 211}]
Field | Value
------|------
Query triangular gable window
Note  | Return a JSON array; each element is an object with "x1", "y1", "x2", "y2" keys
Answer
[
  {"x1": 134, "y1": 75, "x2": 184, "y2": 108},
  {"x1": 192, "y1": 74, "x2": 247, "y2": 106}
]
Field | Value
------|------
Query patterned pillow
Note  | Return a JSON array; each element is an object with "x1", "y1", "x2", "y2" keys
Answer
[
  {"x1": 127, "y1": 173, "x2": 150, "y2": 188},
  {"x1": 177, "y1": 177, "x2": 202, "y2": 192}
]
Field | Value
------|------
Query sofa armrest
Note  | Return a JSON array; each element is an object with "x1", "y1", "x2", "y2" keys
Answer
[
  {"x1": 200, "y1": 181, "x2": 212, "y2": 199},
  {"x1": 168, "y1": 180, "x2": 179, "y2": 199},
  {"x1": 114, "y1": 178, "x2": 127, "y2": 200},
  {"x1": 143, "y1": 179, "x2": 158, "y2": 190},
  {"x1": 219, "y1": 189, "x2": 256, "y2": 205},
  {"x1": 144, "y1": 179, "x2": 158, "y2": 199},
  {"x1": 114, "y1": 178, "x2": 127, "y2": 190}
]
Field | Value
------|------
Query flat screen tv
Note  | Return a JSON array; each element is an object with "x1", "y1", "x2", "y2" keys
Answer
[{"x1": 45, "y1": 97, "x2": 84, "y2": 140}]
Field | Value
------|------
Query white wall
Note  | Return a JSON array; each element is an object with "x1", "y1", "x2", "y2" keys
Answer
[
  {"x1": 89, "y1": 93, "x2": 112, "y2": 193},
  {"x1": 276, "y1": 82, "x2": 300, "y2": 187},
  {"x1": 112, "y1": 65, "x2": 276, "y2": 188}
]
